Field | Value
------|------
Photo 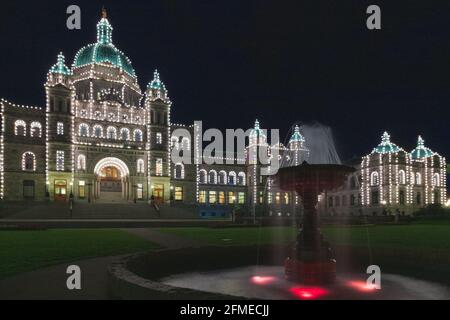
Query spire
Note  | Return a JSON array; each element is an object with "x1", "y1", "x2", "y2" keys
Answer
[
  {"x1": 97, "y1": 8, "x2": 113, "y2": 44},
  {"x1": 49, "y1": 52, "x2": 71, "y2": 75},
  {"x1": 381, "y1": 131, "x2": 391, "y2": 144},
  {"x1": 254, "y1": 119, "x2": 260, "y2": 129},
  {"x1": 417, "y1": 135, "x2": 425, "y2": 147},
  {"x1": 147, "y1": 69, "x2": 166, "y2": 91}
]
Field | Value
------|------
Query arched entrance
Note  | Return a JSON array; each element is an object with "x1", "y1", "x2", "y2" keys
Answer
[{"x1": 93, "y1": 157, "x2": 130, "y2": 202}]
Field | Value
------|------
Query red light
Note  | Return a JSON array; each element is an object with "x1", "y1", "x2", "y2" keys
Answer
[
  {"x1": 251, "y1": 276, "x2": 276, "y2": 285},
  {"x1": 347, "y1": 280, "x2": 378, "y2": 292},
  {"x1": 289, "y1": 287, "x2": 328, "y2": 300}
]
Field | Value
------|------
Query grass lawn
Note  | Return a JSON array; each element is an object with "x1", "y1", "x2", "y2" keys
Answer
[{"x1": 0, "y1": 229, "x2": 159, "y2": 279}]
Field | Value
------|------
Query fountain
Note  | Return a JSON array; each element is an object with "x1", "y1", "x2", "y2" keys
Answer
[{"x1": 276, "y1": 161, "x2": 355, "y2": 284}]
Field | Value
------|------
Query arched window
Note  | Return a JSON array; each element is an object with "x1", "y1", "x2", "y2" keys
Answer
[
  {"x1": 218, "y1": 171, "x2": 227, "y2": 185},
  {"x1": 228, "y1": 171, "x2": 237, "y2": 185},
  {"x1": 199, "y1": 169, "x2": 207, "y2": 184},
  {"x1": 77, "y1": 154, "x2": 86, "y2": 170},
  {"x1": 79, "y1": 123, "x2": 89, "y2": 137},
  {"x1": 398, "y1": 170, "x2": 406, "y2": 185},
  {"x1": 22, "y1": 152, "x2": 36, "y2": 171},
  {"x1": 106, "y1": 126, "x2": 117, "y2": 140},
  {"x1": 238, "y1": 172, "x2": 246, "y2": 186},
  {"x1": 30, "y1": 122, "x2": 42, "y2": 138},
  {"x1": 433, "y1": 173, "x2": 440, "y2": 187},
  {"x1": 208, "y1": 170, "x2": 217, "y2": 184},
  {"x1": 92, "y1": 125, "x2": 103, "y2": 138},
  {"x1": 133, "y1": 129, "x2": 143, "y2": 142},
  {"x1": 14, "y1": 120, "x2": 26, "y2": 136},
  {"x1": 137, "y1": 159, "x2": 145, "y2": 174},
  {"x1": 120, "y1": 128, "x2": 130, "y2": 141},
  {"x1": 416, "y1": 172, "x2": 422, "y2": 185},
  {"x1": 174, "y1": 163, "x2": 185, "y2": 179},
  {"x1": 370, "y1": 171, "x2": 379, "y2": 186}
]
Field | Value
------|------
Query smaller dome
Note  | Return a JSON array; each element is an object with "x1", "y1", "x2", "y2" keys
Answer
[
  {"x1": 49, "y1": 52, "x2": 71, "y2": 75},
  {"x1": 373, "y1": 131, "x2": 400, "y2": 154},
  {"x1": 289, "y1": 125, "x2": 305, "y2": 143},
  {"x1": 147, "y1": 69, "x2": 166, "y2": 91},
  {"x1": 249, "y1": 119, "x2": 266, "y2": 138},
  {"x1": 411, "y1": 136, "x2": 434, "y2": 159}
]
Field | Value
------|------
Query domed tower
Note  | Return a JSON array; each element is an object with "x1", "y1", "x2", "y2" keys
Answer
[
  {"x1": 68, "y1": 9, "x2": 147, "y2": 203},
  {"x1": 287, "y1": 125, "x2": 309, "y2": 166},
  {"x1": 45, "y1": 52, "x2": 74, "y2": 201},
  {"x1": 145, "y1": 70, "x2": 171, "y2": 203}
]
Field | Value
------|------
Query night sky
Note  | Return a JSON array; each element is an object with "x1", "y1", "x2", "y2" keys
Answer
[{"x1": 0, "y1": 0, "x2": 449, "y2": 161}]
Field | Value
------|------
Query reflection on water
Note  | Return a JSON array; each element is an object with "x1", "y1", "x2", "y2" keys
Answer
[{"x1": 160, "y1": 265, "x2": 450, "y2": 300}]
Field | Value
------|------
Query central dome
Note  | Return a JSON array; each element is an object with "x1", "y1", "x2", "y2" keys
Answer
[{"x1": 73, "y1": 15, "x2": 136, "y2": 77}]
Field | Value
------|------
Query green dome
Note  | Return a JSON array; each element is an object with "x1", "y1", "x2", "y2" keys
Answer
[
  {"x1": 49, "y1": 52, "x2": 71, "y2": 75},
  {"x1": 373, "y1": 131, "x2": 401, "y2": 154},
  {"x1": 249, "y1": 119, "x2": 266, "y2": 138},
  {"x1": 289, "y1": 125, "x2": 305, "y2": 143},
  {"x1": 411, "y1": 136, "x2": 434, "y2": 159},
  {"x1": 73, "y1": 17, "x2": 136, "y2": 77}
]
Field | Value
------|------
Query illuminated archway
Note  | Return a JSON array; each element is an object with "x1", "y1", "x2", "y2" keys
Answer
[{"x1": 94, "y1": 157, "x2": 129, "y2": 177}]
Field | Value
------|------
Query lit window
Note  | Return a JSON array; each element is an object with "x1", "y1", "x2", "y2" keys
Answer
[
  {"x1": 398, "y1": 170, "x2": 406, "y2": 185},
  {"x1": 78, "y1": 180, "x2": 85, "y2": 199},
  {"x1": 156, "y1": 158, "x2": 163, "y2": 176},
  {"x1": 156, "y1": 132, "x2": 162, "y2": 144},
  {"x1": 218, "y1": 191, "x2": 225, "y2": 204},
  {"x1": 415, "y1": 172, "x2": 422, "y2": 185},
  {"x1": 228, "y1": 192, "x2": 235, "y2": 204},
  {"x1": 137, "y1": 184, "x2": 143, "y2": 200},
  {"x1": 209, "y1": 191, "x2": 217, "y2": 204},
  {"x1": 370, "y1": 171, "x2": 379, "y2": 186},
  {"x1": 14, "y1": 120, "x2": 26, "y2": 136},
  {"x1": 137, "y1": 159, "x2": 145, "y2": 174},
  {"x1": 199, "y1": 169, "x2": 207, "y2": 184},
  {"x1": 56, "y1": 151, "x2": 64, "y2": 171},
  {"x1": 106, "y1": 126, "x2": 117, "y2": 139},
  {"x1": 22, "y1": 152, "x2": 36, "y2": 171},
  {"x1": 238, "y1": 192, "x2": 245, "y2": 204},
  {"x1": 208, "y1": 170, "x2": 217, "y2": 184},
  {"x1": 30, "y1": 122, "x2": 42, "y2": 138},
  {"x1": 199, "y1": 191, "x2": 206, "y2": 203},
  {"x1": 275, "y1": 192, "x2": 281, "y2": 204},
  {"x1": 285, "y1": 193, "x2": 289, "y2": 205},
  {"x1": 175, "y1": 187, "x2": 183, "y2": 201},
  {"x1": 134, "y1": 129, "x2": 143, "y2": 142},
  {"x1": 79, "y1": 123, "x2": 89, "y2": 137},
  {"x1": 92, "y1": 125, "x2": 103, "y2": 138},
  {"x1": 57, "y1": 122, "x2": 64, "y2": 135},
  {"x1": 120, "y1": 128, "x2": 130, "y2": 140},
  {"x1": 228, "y1": 171, "x2": 236, "y2": 185},
  {"x1": 77, "y1": 154, "x2": 86, "y2": 170}
]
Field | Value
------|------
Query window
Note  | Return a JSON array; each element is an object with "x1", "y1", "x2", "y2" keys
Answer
[
  {"x1": 399, "y1": 190, "x2": 405, "y2": 205},
  {"x1": 175, "y1": 187, "x2": 183, "y2": 201},
  {"x1": 237, "y1": 172, "x2": 246, "y2": 186},
  {"x1": 218, "y1": 171, "x2": 227, "y2": 184},
  {"x1": 199, "y1": 169, "x2": 207, "y2": 184},
  {"x1": 259, "y1": 191, "x2": 264, "y2": 204},
  {"x1": 174, "y1": 163, "x2": 184, "y2": 179},
  {"x1": 199, "y1": 190, "x2": 206, "y2": 203},
  {"x1": 370, "y1": 171, "x2": 379, "y2": 186},
  {"x1": 106, "y1": 126, "x2": 117, "y2": 139},
  {"x1": 218, "y1": 191, "x2": 225, "y2": 204},
  {"x1": 228, "y1": 171, "x2": 236, "y2": 185},
  {"x1": 22, "y1": 152, "x2": 36, "y2": 171},
  {"x1": 57, "y1": 122, "x2": 64, "y2": 135},
  {"x1": 209, "y1": 191, "x2": 217, "y2": 204},
  {"x1": 156, "y1": 132, "x2": 162, "y2": 144},
  {"x1": 14, "y1": 120, "x2": 26, "y2": 136},
  {"x1": 79, "y1": 123, "x2": 89, "y2": 137},
  {"x1": 275, "y1": 192, "x2": 281, "y2": 204},
  {"x1": 156, "y1": 158, "x2": 163, "y2": 176},
  {"x1": 416, "y1": 192, "x2": 421, "y2": 205},
  {"x1": 137, "y1": 184, "x2": 143, "y2": 200},
  {"x1": 208, "y1": 170, "x2": 217, "y2": 184},
  {"x1": 78, "y1": 180, "x2": 86, "y2": 199},
  {"x1": 398, "y1": 170, "x2": 406, "y2": 185},
  {"x1": 134, "y1": 129, "x2": 143, "y2": 142},
  {"x1": 415, "y1": 172, "x2": 422, "y2": 185},
  {"x1": 30, "y1": 122, "x2": 42, "y2": 138},
  {"x1": 120, "y1": 128, "x2": 130, "y2": 140},
  {"x1": 284, "y1": 193, "x2": 289, "y2": 205},
  {"x1": 56, "y1": 151, "x2": 64, "y2": 171},
  {"x1": 238, "y1": 192, "x2": 245, "y2": 204},
  {"x1": 228, "y1": 192, "x2": 235, "y2": 204},
  {"x1": 371, "y1": 191, "x2": 379, "y2": 205},
  {"x1": 433, "y1": 173, "x2": 440, "y2": 187},
  {"x1": 137, "y1": 159, "x2": 145, "y2": 174},
  {"x1": 93, "y1": 125, "x2": 103, "y2": 138},
  {"x1": 23, "y1": 180, "x2": 35, "y2": 199},
  {"x1": 77, "y1": 154, "x2": 86, "y2": 170}
]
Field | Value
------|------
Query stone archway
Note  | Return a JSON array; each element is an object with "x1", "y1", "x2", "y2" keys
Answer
[{"x1": 93, "y1": 157, "x2": 130, "y2": 202}]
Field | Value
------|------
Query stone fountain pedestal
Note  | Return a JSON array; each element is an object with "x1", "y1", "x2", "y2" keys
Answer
[{"x1": 277, "y1": 162, "x2": 354, "y2": 284}]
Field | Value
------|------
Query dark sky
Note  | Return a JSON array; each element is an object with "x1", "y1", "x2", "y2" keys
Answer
[{"x1": 0, "y1": 0, "x2": 449, "y2": 161}]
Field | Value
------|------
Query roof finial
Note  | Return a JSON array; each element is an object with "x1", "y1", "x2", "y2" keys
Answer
[{"x1": 101, "y1": 6, "x2": 107, "y2": 19}]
